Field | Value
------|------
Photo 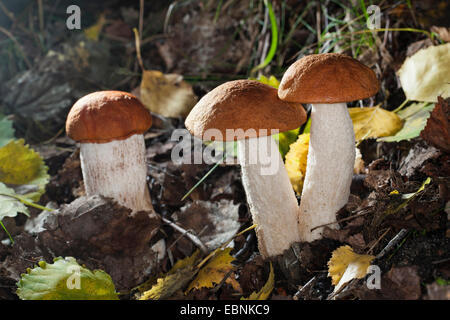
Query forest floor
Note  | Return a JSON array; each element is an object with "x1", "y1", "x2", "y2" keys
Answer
[{"x1": 0, "y1": 0, "x2": 449, "y2": 300}]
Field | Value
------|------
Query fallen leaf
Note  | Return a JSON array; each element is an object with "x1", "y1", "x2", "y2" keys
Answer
[
  {"x1": 140, "y1": 267, "x2": 197, "y2": 300},
  {"x1": 0, "y1": 182, "x2": 29, "y2": 221},
  {"x1": 426, "y1": 282, "x2": 450, "y2": 300},
  {"x1": 16, "y1": 257, "x2": 118, "y2": 300},
  {"x1": 285, "y1": 133, "x2": 310, "y2": 195},
  {"x1": 187, "y1": 247, "x2": 235, "y2": 292},
  {"x1": 420, "y1": 97, "x2": 450, "y2": 153},
  {"x1": 139, "y1": 70, "x2": 197, "y2": 118},
  {"x1": 0, "y1": 139, "x2": 49, "y2": 201},
  {"x1": 241, "y1": 263, "x2": 274, "y2": 300},
  {"x1": 252, "y1": 75, "x2": 280, "y2": 88},
  {"x1": 398, "y1": 43, "x2": 450, "y2": 102},
  {"x1": 84, "y1": 13, "x2": 107, "y2": 41},
  {"x1": 348, "y1": 106, "x2": 403, "y2": 141},
  {"x1": 285, "y1": 133, "x2": 366, "y2": 194},
  {"x1": 173, "y1": 200, "x2": 241, "y2": 250},
  {"x1": 378, "y1": 102, "x2": 435, "y2": 142},
  {"x1": 139, "y1": 250, "x2": 201, "y2": 300},
  {"x1": 431, "y1": 26, "x2": 450, "y2": 42},
  {"x1": 0, "y1": 114, "x2": 14, "y2": 147},
  {"x1": 327, "y1": 245, "x2": 375, "y2": 293}
]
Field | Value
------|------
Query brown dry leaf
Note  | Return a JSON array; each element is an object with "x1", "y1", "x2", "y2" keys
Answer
[
  {"x1": 139, "y1": 70, "x2": 197, "y2": 118},
  {"x1": 431, "y1": 26, "x2": 450, "y2": 42},
  {"x1": 187, "y1": 247, "x2": 236, "y2": 292},
  {"x1": 421, "y1": 97, "x2": 450, "y2": 153},
  {"x1": 328, "y1": 245, "x2": 375, "y2": 293},
  {"x1": 349, "y1": 106, "x2": 403, "y2": 141}
]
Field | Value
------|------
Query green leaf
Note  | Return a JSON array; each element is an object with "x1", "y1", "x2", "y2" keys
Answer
[
  {"x1": 378, "y1": 103, "x2": 435, "y2": 142},
  {"x1": 0, "y1": 139, "x2": 49, "y2": 201},
  {"x1": 0, "y1": 115, "x2": 14, "y2": 148},
  {"x1": 273, "y1": 127, "x2": 300, "y2": 159},
  {"x1": 0, "y1": 182, "x2": 29, "y2": 221},
  {"x1": 16, "y1": 257, "x2": 119, "y2": 300}
]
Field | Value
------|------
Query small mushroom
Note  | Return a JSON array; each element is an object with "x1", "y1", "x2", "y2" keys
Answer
[
  {"x1": 185, "y1": 80, "x2": 306, "y2": 258},
  {"x1": 278, "y1": 53, "x2": 379, "y2": 241},
  {"x1": 66, "y1": 91, "x2": 154, "y2": 214}
]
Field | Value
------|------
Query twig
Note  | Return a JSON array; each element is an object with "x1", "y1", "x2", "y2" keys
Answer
[
  {"x1": 37, "y1": 0, "x2": 44, "y2": 33},
  {"x1": 367, "y1": 227, "x2": 391, "y2": 255},
  {"x1": 375, "y1": 228, "x2": 409, "y2": 260},
  {"x1": 0, "y1": 26, "x2": 32, "y2": 68},
  {"x1": 139, "y1": 0, "x2": 144, "y2": 41},
  {"x1": 162, "y1": 217, "x2": 209, "y2": 254},
  {"x1": 310, "y1": 210, "x2": 370, "y2": 232},
  {"x1": 293, "y1": 276, "x2": 316, "y2": 300},
  {"x1": 132, "y1": 28, "x2": 145, "y2": 71}
]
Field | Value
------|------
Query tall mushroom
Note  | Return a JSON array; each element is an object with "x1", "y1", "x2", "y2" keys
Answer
[
  {"x1": 66, "y1": 91, "x2": 154, "y2": 214},
  {"x1": 185, "y1": 80, "x2": 306, "y2": 258},
  {"x1": 278, "y1": 53, "x2": 379, "y2": 241}
]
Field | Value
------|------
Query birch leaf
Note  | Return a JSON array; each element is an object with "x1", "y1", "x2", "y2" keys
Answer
[
  {"x1": 0, "y1": 115, "x2": 14, "y2": 148},
  {"x1": 139, "y1": 70, "x2": 197, "y2": 118},
  {"x1": 398, "y1": 43, "x2": 450, "y2": 102},
  {"x1": 0, "y1": 182, "x2": 29, "y2": 220},
  {"x1": 0, "y1": 139, "x2": 49, "y2": 201},
  {"x1": 348, "y1": 106, "x2": 403, "y2": 141},
  {"x1": 187, "y1": 247, "x2": 235, "y2": 291},
  {"x1": 16, "y1": 257, "x2": 118, "y2": 300},
  {"x1": 139, "y1": 250, "x2": 201, "y2": 300},
  {"x1": 139, "y1": 267, "x2": 197, "y2": 300},
  {"x1": 378, "y1": 102, "x2": 435, "y2": 142},
  {"x1": 84, "y1": 14, "x2": 107, "y2": 41},
  {"x1": 241, "y1": 263, "x2": 274, "y2": 300},
  {"x1": 285, "y1": 133, "x2": 310, "y2": 195},
  {"x1": 328, "y1": 245, "x2": 375, "y2": 293}
]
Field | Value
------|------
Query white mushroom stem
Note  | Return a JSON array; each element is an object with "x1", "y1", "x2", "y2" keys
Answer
[
  {"x1": 80, "y1": 133, "x2": 153, "y2": 214},
  {"x1": 298, "y1": 103, "x2": 355, "y2": 242},
  {"x1": 237, "y1": 135, "x2": 300, "y2": 258}
]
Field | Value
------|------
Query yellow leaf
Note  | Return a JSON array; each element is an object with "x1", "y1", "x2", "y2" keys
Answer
[
  {"x1": 285, "y1": 133, "x2": 310, "y2": 195},
  {"x1": 251, "y1": 75, "x2": 280, "y2": 89},
  {"x1": 84, "y1": 14, "x2": 106, "y2": 41},
  {"x1": 327, "y1": 245, "x2": 375, "y2": 292},
  {"x1": 0, "y1": 139, "x2": 49, "y2": 201},
  {"x1": 139, "y1": 250, "x2": 201, "y2": 300},
  {"x1": 139, "y1": 267, "x2": 197, "y2": 300},
  {"x1": 398, "y1": 43, "x2": 450, "y2": 102},
  {"x1": 187, "y1": 247, "x2": 235, "y2": 292},
  {"x1": 169, "y1": 249, "x2": 201, "y2": 274},
  {"x1": 139, "y1": 70, "x2": 197, "y2": 118},
  {"x1": 349, "y1": 106, "x2": 403, "y2": 141},
  {"x1": 241, "y1": 263, "x2": 274, "y2": 300}
]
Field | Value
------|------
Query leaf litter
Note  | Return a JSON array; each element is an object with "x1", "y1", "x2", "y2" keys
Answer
[{"x1": 0, "y1": 0, "x2": 449, "y2": 301}]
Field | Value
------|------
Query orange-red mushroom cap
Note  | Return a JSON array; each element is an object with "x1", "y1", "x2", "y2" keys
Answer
[
  {"x1": 278, "y1": 53, "x2": 380, "y2": 104},
  {"x1": 66, "y1": 91, "x2": 152, "y2": 143},
  {"x1": 185, "y1": 80, "x2": 306, "y2": 141}
]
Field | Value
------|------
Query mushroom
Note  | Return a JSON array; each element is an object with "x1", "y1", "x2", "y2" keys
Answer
[
  {"x1": 185, "y1": 80, "x2": 306, "y2": 258},
  {"x1": 66, "y1": 91, "x2": 154, "y2": 214},
  {"x1": 278, "y1": 53, "x2": 379, "y2": 241}
]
